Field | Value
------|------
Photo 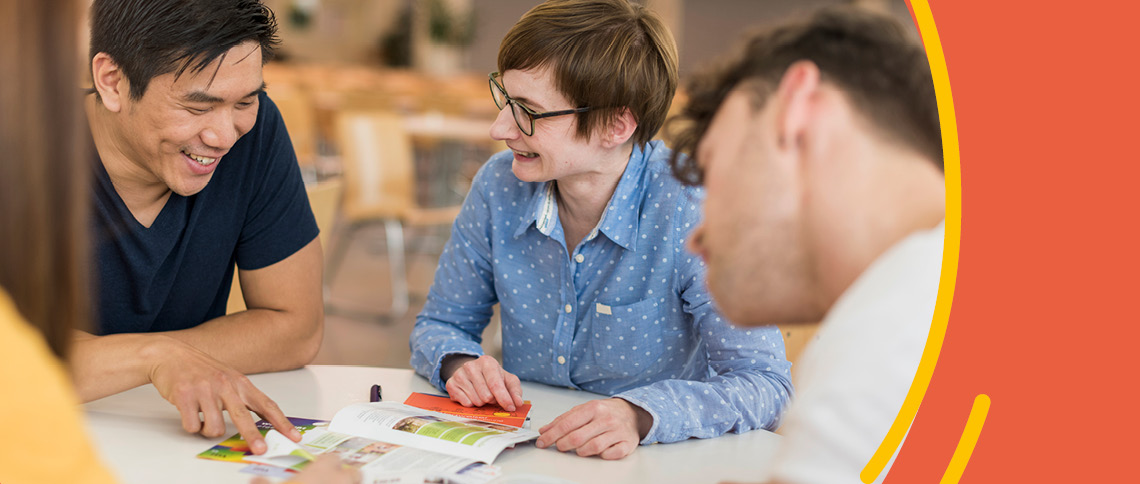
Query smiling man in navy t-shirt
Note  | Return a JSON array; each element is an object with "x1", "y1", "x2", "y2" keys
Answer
[{"x1": 74, "y1": 0, "x2": 322, "y2": 456}]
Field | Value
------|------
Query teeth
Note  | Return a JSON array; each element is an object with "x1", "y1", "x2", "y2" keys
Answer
[
  {"x1": 183, "y1": 150, "x2": 217, "y2": 166},
  {"x1": 513, "y1": 150, "x2": 538, "y2": 158}
]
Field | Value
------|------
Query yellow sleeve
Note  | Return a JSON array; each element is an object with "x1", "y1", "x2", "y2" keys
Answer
[{"x1": 0, "y1": 292, "x2": 120, "y2": 484}]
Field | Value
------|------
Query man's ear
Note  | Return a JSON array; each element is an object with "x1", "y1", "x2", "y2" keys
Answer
[
  {"x1": 772, "y1": 60, "x2": 821, "y2": 151},
  {"x1": 91, "y1": 52, "x2": 128, "y2": 113},
  {"x1": 601, "y1": 108, "x2": 638, "y2": 148}
]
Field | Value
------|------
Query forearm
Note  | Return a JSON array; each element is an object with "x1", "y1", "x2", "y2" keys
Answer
[
  {"x1": 409, "y1": 318, "x2": 485, "y2": 389},
  {"x1": 166, "y1": 306, "x2": 323, "y2": 374},
  {"x1": 70, "y1": 331, "x2": 178, "y2": 402},
  {"x1": 187, "y1": 238, "x2": 324, "y2": 374},
  {"x1": 617, "y1": 369, "x2": 793, "y2": 444},
  {"x1": 70, "y1": 305, "x2": 320, "y2": 402}
]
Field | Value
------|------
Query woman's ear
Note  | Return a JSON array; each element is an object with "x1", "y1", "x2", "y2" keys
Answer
[
  {"x1": 601, "y1": 108, "x2": 639, "y2": 148},
  {"x1": 91, "y1": 52, "x2": 127, "y2": 113}
]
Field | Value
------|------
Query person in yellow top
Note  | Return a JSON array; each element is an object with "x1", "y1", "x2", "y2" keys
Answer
[
  {"x1": 0, "y1": 1, "x2": 355, "y2": 483},
  {"x1": 0, "y1": 293, "x2": 119, "y2": 484}
]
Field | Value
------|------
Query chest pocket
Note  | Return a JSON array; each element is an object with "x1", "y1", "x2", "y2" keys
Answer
[{"x1": 581, "y1": 298, "x2": 681, "y2": 380}]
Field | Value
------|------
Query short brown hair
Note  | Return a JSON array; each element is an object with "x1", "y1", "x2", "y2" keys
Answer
[
  {"x1": 669, "y1": 6, "x2": 941, "y2": 185},
  {"x1": 498, "y1": 0, "x2": 678, "y2": 146}
]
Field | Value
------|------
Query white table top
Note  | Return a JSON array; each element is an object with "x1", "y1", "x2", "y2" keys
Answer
[{"x1": 84, "y1": 365, "x2": 781, "y2": 484}]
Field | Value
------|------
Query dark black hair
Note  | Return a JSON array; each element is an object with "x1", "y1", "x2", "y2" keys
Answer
[
  {"x1": 89, "y1": 0, "x2": 280, "y2": 100},
  {"x1": 669, "y1": 6, "x2": 941, "y2": 185}
]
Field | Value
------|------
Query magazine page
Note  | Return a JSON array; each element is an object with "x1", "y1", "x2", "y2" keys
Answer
[
  {"x1": 328, "y1": 402, "x2": 539, "y2": 464},
  {"x1": 246, "y1": 429, "x2": 501, "y2": 484},
  {"x1": 198, "y1": 417, "x2": 328, "y2": 464}
]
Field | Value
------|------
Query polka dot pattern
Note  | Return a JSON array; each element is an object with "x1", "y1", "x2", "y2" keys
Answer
[{"x1": 410, "y1": 141, "x2": 793, "y2": 445}]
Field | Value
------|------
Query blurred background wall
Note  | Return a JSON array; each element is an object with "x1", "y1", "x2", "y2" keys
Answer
[{"x1": 262, "y1": 0, "x2": 916, "y2": 74}]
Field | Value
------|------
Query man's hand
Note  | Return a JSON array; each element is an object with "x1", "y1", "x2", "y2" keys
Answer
[
  {"x1": 252, "y1": 454, "x2": 360, "y2": 484},
  {"x1": 148, "y1": 337, "x2": 300, "y2": 454},
  {"x1": 536, "y1": 398, "x2": 652, "y2": 460},
  {"x1": 442, "y1": 354, "x2": 524, "y2": 411}
]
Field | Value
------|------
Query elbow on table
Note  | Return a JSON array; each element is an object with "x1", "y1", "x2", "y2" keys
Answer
[{"x1": 282, "y1": 312, "x2": 324, "y2": 369}]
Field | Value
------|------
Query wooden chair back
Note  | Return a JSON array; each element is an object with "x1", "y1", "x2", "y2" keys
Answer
[
  {"x1": 226, "y1": 179, "x2": 345, "y2": 314},
  {"x1": 267, "y1": 86, "x2": 318, "y2": 168},
  {"x1": 334, "y1": 110, "x2": 417, "y2": 223}
]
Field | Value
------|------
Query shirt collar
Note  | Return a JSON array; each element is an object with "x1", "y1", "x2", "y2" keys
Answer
[
  {"x1": 592, "y1": 143, "x2": 649, "y2": 250},
  {"x1": 514, "y1": 143, "x2": 652, "y2": 250},
  {"x1": 515, "y1": 181, "x2": 558, "y2": 239}
]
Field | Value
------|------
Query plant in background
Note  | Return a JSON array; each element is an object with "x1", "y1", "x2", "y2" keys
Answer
[
  {"x1": 288, "y1": 0, "x2": 319, "y2": 30},
  {"x1": 426, "y1": 0, "x2": 475, "y2": 46}
]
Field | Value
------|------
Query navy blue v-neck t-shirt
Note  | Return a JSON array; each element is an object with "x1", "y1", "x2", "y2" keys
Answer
[{"x1": 92, "y1": 92, "x2": 318, "y2": 335}]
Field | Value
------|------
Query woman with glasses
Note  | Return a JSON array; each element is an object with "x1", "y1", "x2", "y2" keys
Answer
[{"x1": 410, "y1": 0, "x2": 793, "y2": 460}]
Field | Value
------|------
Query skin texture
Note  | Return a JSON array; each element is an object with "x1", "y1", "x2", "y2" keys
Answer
[
  {"x1": 536, "y1": 397, "x2": 652, "y2": 459},
  {"x1": 688, "y1": 63, "x2": 945, "y2": 329},
  {"x1": 684, "y1": 63, "x2": 945, "y2": 484},
  {"x1": 440, "y1": 66, "x2": 650, "y2": 460},
  {"x1": 76, "y1": 41, "x2": 325, "y2": 455},
  {"x1": 443, "y1": 354, "x2": 524, "y2": 411},
  {"x1": 685, "y1": 85, "x2": 820, "y2": 327},
  {"x1": 89, "y1": 44, "x2": 264, "y2": 224}
]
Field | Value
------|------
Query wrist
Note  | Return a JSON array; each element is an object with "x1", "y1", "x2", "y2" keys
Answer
[
  {"x1": 440, "y1": 354, "x2": 478, "y2": 382},
  {"x1": 138, "y1": 334, "x2": 184, "y2": 382},
  {"x1": 614, "y1": 398, "x2": 653, "y2": 440}
]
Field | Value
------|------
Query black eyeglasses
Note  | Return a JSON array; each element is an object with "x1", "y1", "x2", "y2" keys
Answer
[{"x1": 489, "y1": 71, "x2": 590, "y2": 136}]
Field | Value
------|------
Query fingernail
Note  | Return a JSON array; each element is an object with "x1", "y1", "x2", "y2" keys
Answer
[{"x1": 252, "y1": 440, "x2": 267, "y2": 454}]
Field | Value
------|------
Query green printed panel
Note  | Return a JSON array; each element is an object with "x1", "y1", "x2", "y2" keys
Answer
[
  {"x1": 198, "y1": 448, "x2": 248, "y2": 462},
  {"x1": 459, "y1": 431, "x2": 498, "y2": 445},
  {"x1": 415, "y1": 421, "x2": 466, "y2": 439}
]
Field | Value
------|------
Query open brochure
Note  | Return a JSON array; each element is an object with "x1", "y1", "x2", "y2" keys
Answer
[
  {"x1": 247, "y1": 428, "x2": 500, "y2": 484},
  {"x1": 198, "y1": 402, "x2": 538, "y2": 483},
  {"x1": 327, "y1": 402, "x2": 536, "y2": 464}
]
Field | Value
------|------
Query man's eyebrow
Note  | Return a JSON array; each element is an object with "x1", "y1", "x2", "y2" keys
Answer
[
  {"x1": 183, "y1": 83, "x2": 266, "y2": 104},
  {"x1": 246, "y1": 82, "x2": 267, "y2": 99},
  {"x1": 183, "y1": 90, "x2": 224, "y2": 104}
]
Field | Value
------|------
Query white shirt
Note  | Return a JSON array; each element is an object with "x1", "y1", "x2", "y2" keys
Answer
[{"x1": 767, "y1": 222, "x2": 945, "y2": 483}]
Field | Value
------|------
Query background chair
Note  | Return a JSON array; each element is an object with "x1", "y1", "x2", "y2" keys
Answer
[
  {"x1": 774, "y1": 321, "x2": 822, "y2": 435},
  {"x1": 326, "y1": 110, "x2": 462, "y2": 319},
  {"x1": 227, "y1": 179, "x2": 345, "y2": 314},
  {"x1": 781, "y1": 322, "x2": 822, "y2": 372},
  {"x1": 266, "y1": 85, "x2": 320, "y2": 171}
]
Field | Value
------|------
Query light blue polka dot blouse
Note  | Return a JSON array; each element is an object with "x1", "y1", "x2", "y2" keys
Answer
[{"x1": 410, "y1": 140, "x2": 793, "y2": 444}]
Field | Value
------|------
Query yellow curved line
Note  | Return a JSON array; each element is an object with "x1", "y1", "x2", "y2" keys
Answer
[
  {"x1": 940, "y1": 395, "x2": 991, "y2": 484},
  {"x1": 859, "y1": 0, "x2": 963, "y2": 482}
]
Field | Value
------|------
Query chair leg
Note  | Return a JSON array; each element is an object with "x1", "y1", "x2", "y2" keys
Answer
[
  {"x1": 384, "y1": 219, "x2": 409, "y2": 318},
  {"x1": 325, "y1": 223, "x2": 357, "y2": 302}
]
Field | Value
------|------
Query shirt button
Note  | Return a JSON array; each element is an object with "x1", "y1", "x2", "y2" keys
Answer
[
  {"x1": 557, "y1": 356, "x2": 566, "y2": 365},
  {"x1": 565, "y1": 304, "x2": 572, "y2": 313},
  {"x1": 575, "y1": 254, "x2": 585, "y2": 263}
]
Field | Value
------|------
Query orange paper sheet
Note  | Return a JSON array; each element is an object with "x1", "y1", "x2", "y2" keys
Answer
[{"x1": 403, "y1": 392, "x2": 531, "y2": 428}]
